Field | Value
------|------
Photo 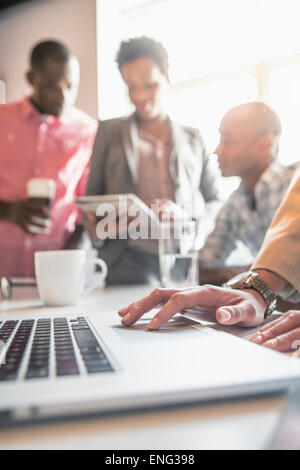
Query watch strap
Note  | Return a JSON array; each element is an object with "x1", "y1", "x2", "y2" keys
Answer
[{"x1": 226, "y1": 271, "x2": 277, "y2": 318}]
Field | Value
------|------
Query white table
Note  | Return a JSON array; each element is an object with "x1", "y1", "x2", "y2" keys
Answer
[{"x1": 0, "y1": 285, "x2": 299, "y2": 450}]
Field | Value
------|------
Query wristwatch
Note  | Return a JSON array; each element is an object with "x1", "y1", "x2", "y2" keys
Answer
[{"x1": 225, "y1": 271, "x2": 277, "y2": 318}]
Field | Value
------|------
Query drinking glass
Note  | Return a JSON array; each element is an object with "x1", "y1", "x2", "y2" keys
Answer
[{"x1": 159, "y1": 220, "x2": 199, "y2": 288}]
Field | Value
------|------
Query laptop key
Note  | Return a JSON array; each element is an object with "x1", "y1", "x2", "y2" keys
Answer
[
  {"x1": 56, "y1": 360, "x2": 79, "y2": 376},
  {"x1": 0, "y1": 321, "x2": 18, "y2": 343},
  {"x1": 1, "y1": 316, "x2": 113, "y2": 380},
  {"x1": 0, "y1": 320, "x2": 34, "y2": 381},
  {"x1": 71, "y1": 321, "x2": 114, "y2": 374},
  {"x1": 86, "y1": 362, "x2": 113, "y2": 373},
  {"x1": 26, "y1": 367, "x2": 49, "y2": 379},
  {"x1": 72, "y1": 328, "x2": 100, "y2": 349},
  {"x1": 0, "y1": 369, "x2": 18, "y2": 381},
  {"x1": 51, "y1": 317, "x2": 80, "y2": 377},
  {"x1": 24, "y1": 320, "x2": 50, "y2": 380}
]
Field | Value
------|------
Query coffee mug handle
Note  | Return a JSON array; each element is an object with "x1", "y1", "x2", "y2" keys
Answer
[{"x1": 81, "y1": 257, "x2": 108, "y2": 296}]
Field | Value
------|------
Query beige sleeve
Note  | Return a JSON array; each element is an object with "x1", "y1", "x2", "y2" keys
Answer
[{"x1": 252, "y1": 167, "x2": 300, "y2": 294}]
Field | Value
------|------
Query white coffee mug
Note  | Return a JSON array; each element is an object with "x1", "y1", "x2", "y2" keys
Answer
[{"x1": 34, "y1": 250, "x2": 108, "y2": 306}]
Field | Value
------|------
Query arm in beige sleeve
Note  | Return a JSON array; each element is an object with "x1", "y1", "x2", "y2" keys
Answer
[{"x1": 251, "y1": 167, "x2": 300, "y2": 301}]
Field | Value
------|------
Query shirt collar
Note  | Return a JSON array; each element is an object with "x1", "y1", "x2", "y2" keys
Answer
[
  {"x1": 20, "y1": 96, "x2": 40, "y2": 120},
  {"x1": 20, "y1": 96, "x2": 72, "y2": 125},
  {"x1": 258, "y1": 159, "x2": 284, "y2": 187},
  {"x1": 238, "y1": 159, "x2": 284, "y2": 195}
]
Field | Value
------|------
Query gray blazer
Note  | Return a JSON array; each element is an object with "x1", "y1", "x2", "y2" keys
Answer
[{"x1": 87, "y1": 114, "x2": 220, "y2": 268}]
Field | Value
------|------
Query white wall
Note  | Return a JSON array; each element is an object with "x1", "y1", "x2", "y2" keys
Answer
[{"x1": 0, "y1": 0, "x2": 98, "y2": 118}]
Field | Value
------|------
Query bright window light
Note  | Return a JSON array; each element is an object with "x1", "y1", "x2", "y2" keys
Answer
[
  {"x1": 97, "y1": 0, "x2": 300, "y2": 198},
  {"x1": 269, "y1": 61, "x2": 300, "y2": 165}
]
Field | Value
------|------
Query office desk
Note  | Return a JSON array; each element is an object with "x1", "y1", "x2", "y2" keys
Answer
[{"x1": 0, "y1": 285, "x2": 298, "y2": 450}]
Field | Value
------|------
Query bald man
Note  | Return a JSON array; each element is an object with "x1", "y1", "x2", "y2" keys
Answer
[
  {"x1": 198, "y1": 101, "x2": 298, "y2": 285},
  {"x1": 119, "y1": 168, "x2": 300, "y2": 354}
]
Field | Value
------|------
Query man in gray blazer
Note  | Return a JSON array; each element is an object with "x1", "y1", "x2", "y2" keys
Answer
[{"x1": 86, "y1": 37, "x2": 220, "y2": 284}]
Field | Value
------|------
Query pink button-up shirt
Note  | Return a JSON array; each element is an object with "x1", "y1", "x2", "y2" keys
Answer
[{"x1": 0, "y1": 97, "x2": 97, "y2": 277}]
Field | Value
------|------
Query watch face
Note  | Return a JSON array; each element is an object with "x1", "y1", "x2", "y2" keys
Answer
[
  {"x1": 243, "y1": 278, "x2": 252, "y2": 288},
  {"x1": 244, "y1": 273, "x2": 276, "y2": 316}
]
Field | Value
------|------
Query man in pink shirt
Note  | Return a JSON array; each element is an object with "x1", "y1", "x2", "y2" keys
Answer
[{"x1": 0, "y1": 40, "x2": 97, "y2": 277}]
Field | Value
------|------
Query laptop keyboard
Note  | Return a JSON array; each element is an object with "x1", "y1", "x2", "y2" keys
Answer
[{"x1": 0, "y1": 316, "x2": 114, "y2": 381}]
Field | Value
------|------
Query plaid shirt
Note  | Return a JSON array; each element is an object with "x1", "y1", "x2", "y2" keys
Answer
[{"x1": 199, "y1": 160, "x2": 298, "y2": 266}]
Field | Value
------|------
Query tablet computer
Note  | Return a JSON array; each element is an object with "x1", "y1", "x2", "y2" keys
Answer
[{"x1": 75, "y1": 194, "x2": 158, "y2": 222}]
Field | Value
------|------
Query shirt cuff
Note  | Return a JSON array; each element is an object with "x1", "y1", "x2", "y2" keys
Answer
[{"x1": 278, "y1": 283, "x2": 300, "y2": 303}]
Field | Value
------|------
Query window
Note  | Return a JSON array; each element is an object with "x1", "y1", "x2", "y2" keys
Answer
[
  {"x1": 97, "y1": 0, "x2": 300, "y2": 196},
  {"x1": 268, "y1": 58, "x2": 300, "y2": 165}
]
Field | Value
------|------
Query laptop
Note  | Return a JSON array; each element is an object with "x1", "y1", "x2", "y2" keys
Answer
[{"x1": 1, "y1": 308, "x2": 300, "y2": 426}]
